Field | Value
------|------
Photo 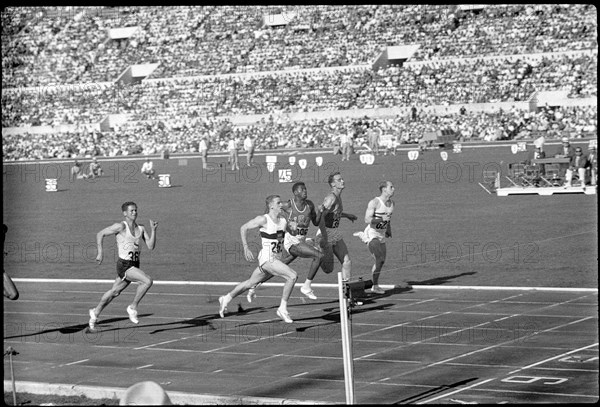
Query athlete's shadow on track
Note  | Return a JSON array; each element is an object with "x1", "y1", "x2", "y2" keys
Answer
[
  {"x1": 145, "y1": 315, "x2": 218, "y2": 334},
  {"x1": 3, "y1": 315, "x2": 152, "y2": 340},
  {"x1": 294, "y1": 302, "x2": 397, "y2": 332},
  {"x1": 393, "y1": 377, "x2": 478, "y2": 404},
  {"x1": 409, "y1": 271, "x2": 477, "y2": 286},
  {"x1": 344, "y1": 271, "x2": 477, "y2": 304},
  {"x1": 195, "y1": 272, "x2": 476, "y2": 332},
  {"x1": 65, "y1": 315, "x2": 216, "y2": 336}
]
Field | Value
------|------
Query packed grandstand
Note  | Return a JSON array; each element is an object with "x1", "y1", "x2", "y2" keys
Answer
[{"x1": 2, "y1": 4, "x2": 597, "y2": 161}]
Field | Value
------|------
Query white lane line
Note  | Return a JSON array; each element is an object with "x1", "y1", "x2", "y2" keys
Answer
[
  {"x1": 425, "y1": 314, "x2": 595, "y2": 369},
  {"x1": 507, "y1": 341, "x2": 599, "y2": 375},
  {"x1": 366, "y1": 295, "x2": 595, "y2": 380},
  {"x1": 355, "y1": 292, "x2": 525, "y2": 340},
  {"x1": 11, "y1": 278, "x2": 598, "y2": 292},
  {"x1": 417, "y1": 378, "x2": 496, "y2": 404},
  {"x1": 63, "y1": 359, "x2": 89, "y2": 366},
  {"x1": 292, "y1": 372, "x2": 309, "y2": 378},
  {"x1": 136, "y1": 364, "x2": 153, "y2": 369},
  {"x1": 479, "y1": 388, "x2": 599, "y2": 399},
  {"x1": 135, "y1": 338, "x2": 193, "y2": 350}
]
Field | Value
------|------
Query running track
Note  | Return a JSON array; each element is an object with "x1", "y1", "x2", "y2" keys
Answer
[{"x1": 3, "y1": 279, "x2": 598, "y2": 404}]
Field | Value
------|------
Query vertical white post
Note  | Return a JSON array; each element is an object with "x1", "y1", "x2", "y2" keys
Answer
[
  {"x1": 7, "y1": 347, "x2": 17, "y2": 406},
  {"x1": 338, "y1": 272, "x2": 354, "y2": 404}
]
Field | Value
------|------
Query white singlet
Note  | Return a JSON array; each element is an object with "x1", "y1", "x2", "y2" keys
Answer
[
  {"x1": 257, "y1": 214, "x2": 287, "y2": 266},
  {"x1": 116, "y1": 221, "x2": 145, "y2": 262},
  {"x1": 364, "y1": 197, "x2": 393, "y2": 243}
]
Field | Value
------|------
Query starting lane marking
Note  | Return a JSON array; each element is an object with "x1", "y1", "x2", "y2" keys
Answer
[
  {"x1": 507, "y1": 342, "x2": 599, "y2": 375},
  {"x1": 558, "y1": 355, "x2": 599, "y2": 364},
  {"x1": 501, "y1": 376, "x2": 568, "y2": 385}
]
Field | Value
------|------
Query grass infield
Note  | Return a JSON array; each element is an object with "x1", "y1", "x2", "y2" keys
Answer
[{"x1": 4, "y1": 144, "x2": 596, "y2": 288}]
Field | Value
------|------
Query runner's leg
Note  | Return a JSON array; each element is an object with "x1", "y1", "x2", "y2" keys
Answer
[
  {"x1": 93, "y1": 277, "x2": 130, "y2": 316},
  {"x1": 289, "y1": 242, "x2": 323, "y2": 296},
  {"x1": 123, "y1": 267, "x2": 153, "y2": 310},
  {"x1": 332, "y1": 239, "x2": 352, "y2": 280},
  {"x1": 368, "y1": 239, "x2": 386, "y2": 286},
  {"x1": 261, "y1": 259, "x2": 298, "y2": 312}
]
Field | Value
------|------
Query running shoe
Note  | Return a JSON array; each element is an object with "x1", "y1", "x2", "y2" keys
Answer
[
  {"x1": 247, "y1": 288, "x2": 256, "y2": 303},
  {"x1": 276, "y1": 308, "x2": 293, "y2": 323},
  {"x1": 371, "y1": 285, "x2": 385, "y2": 294},
  {"x1": 300, "y1": 286, "x2": 317, "y2": 300},
  {"x1": 88, "y1": 308, "x2": 98, "y2": 330},
  {"x1": 126, "y1": 305, "x2": 139, "y2": 324},
  {"x1": 218, "y1": 296, "x2": 228, "y2": 318}
]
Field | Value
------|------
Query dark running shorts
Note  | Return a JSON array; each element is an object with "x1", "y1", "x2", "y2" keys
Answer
[{"x1": 117, "y1": 258, "x2": 140, "y2": 280}]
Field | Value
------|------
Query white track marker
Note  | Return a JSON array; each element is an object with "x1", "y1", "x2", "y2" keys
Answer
[{"x1": 478, "y1": 183, "x2": 492, "y2": 194}]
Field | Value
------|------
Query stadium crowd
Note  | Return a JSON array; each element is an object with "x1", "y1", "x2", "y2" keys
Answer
[
  {"x1": 3, "y1": 105, "x2": 596, "y2": 161},
  {"x1": 2, "y1": 5, "x2": 597, "y2": 162},
  {"x1": 3, "y1": 52, "x2": 596, "y2": 128},
  {"x1": 2, "y1": 4, "x2": 596, "y2": 87}
]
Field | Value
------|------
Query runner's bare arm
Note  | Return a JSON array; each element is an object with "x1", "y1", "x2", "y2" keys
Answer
[
  {"x1": 96, "y1": 222, "x2": 124, "y2": 265},
  {"x1": 240, "y1": 215, "x2": 267, "y2": 261}
]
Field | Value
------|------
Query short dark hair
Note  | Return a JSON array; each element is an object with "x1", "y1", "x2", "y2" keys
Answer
[
  {"x1": 379, "y1": 180, "x2": 390, "y2": 192},
  {"x1": 292, "y1": 182, "x2": 305, "y2": 194},
  {"x1": 328, "y1": 172, "x2": 341, "y2": 186},
  {"x1": 122, "y1": 202, "x2": 137, "y2": 212}
]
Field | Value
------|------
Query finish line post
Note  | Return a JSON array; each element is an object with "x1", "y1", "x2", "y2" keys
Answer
[
  {"x1": 338, "y1": 272, "x2": 354, "y2": 404},
  {"x1": 338, "y1": 275, "x2": 374, "y2": 404}
]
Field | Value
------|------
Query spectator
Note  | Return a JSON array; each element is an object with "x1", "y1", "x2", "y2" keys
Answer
[
  {"x1": 227, "y1": 134, "x2": 240, "y2": 170},
  {"x1": 526, "y1": 145, "x2": 546, "y2": 174},
  {"x1": 243, "y1": 134, "x2": 256, "y2": 166},
  {"x1": 585, "y1": 146, "x2": 597, "y2": 186},
  {"x1": 554, "y1": 137, "x2": 576, "y2": 158},
  {"x1": 565, "y1": 146, "x2": 588, "y2": 187},
  {"x1": 199, "y1": 136, "x2": 209, "y2": 169},
  {"x1": 87, "y1": 157, "x2": 103, "y2": 179},
  {"x1": 70, "y1": 160, "x2": 86, "y2": 180},
  {"x1": 140, "y1": 157, "x2": 157, "y2": 179}
]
